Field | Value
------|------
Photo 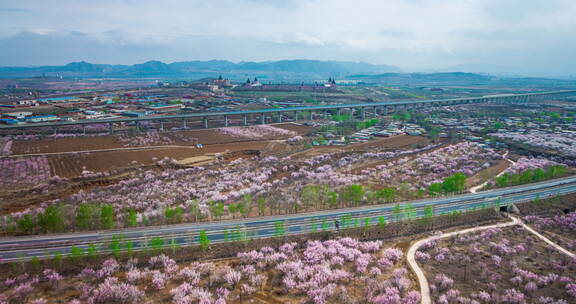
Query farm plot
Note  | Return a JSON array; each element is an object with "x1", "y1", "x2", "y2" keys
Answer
[
  {"x1": 218, "y1": 125, "x2": 297, "y2": 139},
  {"x1": 0, "y1": 141, "x2": 509, "y2": 232},
  {"x1": 0, "y1": 238, "x2": 421, "y2": 304},
  {"x1": 416, "y1": 225, "x2": 576, "y2": 303},
  {"x1": 0, "y1": 137, "x2": 12, "y2": 156},
  {"x1": 524, "y1": 212, "x2": 576, "y2": 251},
  {"x1": 343, "y1": 142, "x2": 502, "y2": 190},
  {"x1": 490, "y1": 130, "x2": 576, "y2": 164},
  {"x1": 0, "y1": 156, "x2": 52, "y2": 189},
  {"x1": 10, "y1": 123, "x2": 312, "y2": 154}
]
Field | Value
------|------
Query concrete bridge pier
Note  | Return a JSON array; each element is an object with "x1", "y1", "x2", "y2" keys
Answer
[
  {"x1": 203, "y1": 117, "x2": 209, "y2": 129},
  {"x1": 309, "y1": 111, "x2": 313, "y2": 120},
  {"x1": 360, "y1": 107, "x2": 366, "y2": 120},
  {"x1": 82, "y1": 125, "x2": 86, "y2": 136},
  {"x1": 182, "y1": 119, "x2": 187, "y2": 129},
  {"x1": 294, "y1": 111, "x2": 299, "y2": 121},
  {"x1": 53, "y1": 126, "x2": 58, "y2": 136},
  {"x1": 261, "y1": 114, "x2": 266, "y2": 124},
  {"x1": 323, "y1": 110, "x2": 329, "y2": 120},
  {"x1": 384, "y1": 106, "x2": 388, "y2": 116},
  {"x1": 224, "y1": 115, "x2": 229, "y2": 127},
  {"x1": 243, "y1": 114, "x2": 248, "y2": 126},
  {"x1": 160, "y1": 120, "x2": 164, "y2": 132},
  {"x1": 278, "y1": 112, "x2": 283, "y2": 123},
  {"x1": 108, "y1": 123, "x2": 114, "y2": 135}
]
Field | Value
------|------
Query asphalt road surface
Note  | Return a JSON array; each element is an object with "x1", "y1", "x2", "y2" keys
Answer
[{"x1": 1, "y1": 176, "x2": 575, "y2": 261}]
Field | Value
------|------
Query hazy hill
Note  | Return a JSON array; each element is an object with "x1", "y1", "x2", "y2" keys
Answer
[{"x1": 0, "y1": 59, "x2": 401, "y2": 80}]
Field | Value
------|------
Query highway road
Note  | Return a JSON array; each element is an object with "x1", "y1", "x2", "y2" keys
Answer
[{"x1": 1, "y1": 176, "x2": 575, "y2": 261}]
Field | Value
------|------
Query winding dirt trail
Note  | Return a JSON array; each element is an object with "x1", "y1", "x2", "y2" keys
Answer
[
  {"x1": 407, "y1": 217, "x2": 519, "y2": 304},
  {"x1": 470, "y1": 150, "x2": 515, "y2": 193},
  {"x1": 407, "y1": 213, "x2": 575, "y2": 304},
  {"x1": 514, "y1": 215, "x2": 575, "y2": 258}
]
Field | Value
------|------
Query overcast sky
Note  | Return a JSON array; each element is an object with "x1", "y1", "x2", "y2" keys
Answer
[{"x1": 0, "y1": 0, "x2": 575, "y2": 77}]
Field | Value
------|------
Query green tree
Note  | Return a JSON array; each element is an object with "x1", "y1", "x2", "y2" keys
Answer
[
  {"x1": 87, "y1": 243, "x2": 97, "y2": 258},
  {"x1": 229, "y1": 203, "x2": 237, "y2": 218},
  {"x1": 274, "y1": 221, "x2": 285, "y2": 237},
  {"x1": 174, "y1": 206, "x2": 184, "y2": 223},
  {"x1": 30, "y1": 256, "x2": 41, "y2": 271},
  {"x1": 242, "y1": 194, "x2": 253, "y2": 214},
  {"x1": 376, "y1": 187, "x2": 396, "y2": 203},
  {"x1": 328, "y1": 191, "x2": 338, "y2": 208},
  {"x1": 257, "y1": 197, "x2": 266, "y2": 216},
  {"x1": 150, "y1": 237, "x2": 163, "y2": 251},
  {"x1": 519, "y1": 169, "x2": 533, "y2": 184},
  {"x1": 17, "y1": 214, "x2": 34, "y2": 234},
  {"x1": 165, "y1": 207, "x2": 175, "y2": 223},
  {"x1": 110, "y1": 235, "x2": 122, "y2": 257},
  {"x1": 100, "y1": 204, "x2": 115, "y2": 230},
  {"x1": 533, "y1": 168, "x2": 545, "y2": 181},
  {"x1": 70, "y1": 246, "x2": 85, "y2": 261},
  {"x1": 341, "y1": 184, "x2": 364, "y2": 206},
  {"x1": 210, "y1": 201, "x2": 225, "y2": 220},
  {"x1": 37, "y1": 204, "x2": 66, "y2": 233},
  {"x1": 378, "y1": 216, "x2": 386, "y2": 229},
  {"x1": 321, "y1": 219, "x2": 329, "y2": 231},
  {"x1": 127, "y1": 209, "x2": 137, "y2": 227},
  {"x1": 199, "y1": 230, "x2": 210, "y2": 250},
  {"x1": 301, "y1": 185, "x2": 320, "y2": 209},
  {"x1": 76, "y1": 203, "x2": 99, "y2": 231},
  {"x1": 393, "y1": 204, "x2": 403, "y2": 222},
  {"x1": 428, "y1": 183, "x2": 443, "y2": 196},
  {"x1": 495, "y1": 174, "x2": 509, "y2": 188},
  {"x1": 442, "y1": 172, "x2": 467, "y2": 193},
  {"x1": 424, "y1": 205, "x2": 434, "y2": 218},
  {"x1": 125, "y1": 240, "x2": 134, "y2": 255}
]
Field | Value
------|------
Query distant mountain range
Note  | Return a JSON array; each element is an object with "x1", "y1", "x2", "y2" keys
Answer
[{"x1": 0, "y1": 59, "x2": 401, "y2": 80}]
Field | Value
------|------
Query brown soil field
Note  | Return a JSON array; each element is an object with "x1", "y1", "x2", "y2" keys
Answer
[
  {"x1": 48, "y1": 141, "x2": 272, "y2": 178},
  {"x1": 11, "y1": 123, "x2": 313, "y2": 155},
  {"x1": 465, "y1": 158, "x2": 510, "y2": 188}
]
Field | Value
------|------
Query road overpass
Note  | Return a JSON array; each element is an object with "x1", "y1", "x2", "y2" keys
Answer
[
  {"x1": 1, "y1": 90, "x2": 575, "y2": 133},
  {"x1": 0, "y1": 176, "x2": 575, "y2": 262}
]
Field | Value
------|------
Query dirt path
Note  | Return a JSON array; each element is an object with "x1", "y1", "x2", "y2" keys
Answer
[
  {"x1": 469, "y1": 150, "x2": 515, "y2": 193},
  {"x1": 407, "y1": 217, "x2": 520, "y2": 304},
  {"x1": 514, "y1": 215, "x2": 575, "y2": 258},
  {"x1": 408, "y1": 212, "x2": 574, "y2": 304}
]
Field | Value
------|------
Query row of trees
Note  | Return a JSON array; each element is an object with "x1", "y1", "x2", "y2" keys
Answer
[
  {"x1": 300, "y1": 184, "x2": 399, "y2": 211},
  {"x1": 8, "y1": 192, "x2": 273, "y2": 235},
  {"x1": 428, "y1": 172, "x2": 468, "y2": 195},
  {"x1": 495, "y1": 165, "x2": 566, "y2": 188},
  {"x1": 14, "y1": 203, "x2": 116, "y2": 234}
]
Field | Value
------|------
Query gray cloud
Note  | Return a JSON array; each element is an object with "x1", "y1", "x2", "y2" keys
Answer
[{"x1": 0, "y1": 0, "x2": 574, "y2": 77}]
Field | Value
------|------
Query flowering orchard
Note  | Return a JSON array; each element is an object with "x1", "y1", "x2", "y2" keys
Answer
[
  {"x1": 0, "y1": 238, "x2": 421, "y2": 304},
  {"x1": 0, "y1": 137, "x2": 12, "y2": 156},
  {"x1": 490, "y1": 131, "x2": 576, "y2": 164},
  {"x1": 488, "y1": 157, "x2": 568, "y2": 189},
  {"x1": 0, "y1": 142, "x2": 514, "y2": 234},
  {"x1": 0, "y1": 156, "x2": 52, "y2": 189},
  {"x1": 359, "y1": 142, "x2": 502, "y2": 190},
  {"x1": 524, "y1": 212, "x2": 576, "y2": 251},
  {"x1": 416, "y1": 225, "x2": 576, "y2": 303},
  {"x1": 218, "y1": 125, "x2": 297, "y2": 139},
  {"x1": 115, "y1": 132, "x2": 175, "y2": 147}
]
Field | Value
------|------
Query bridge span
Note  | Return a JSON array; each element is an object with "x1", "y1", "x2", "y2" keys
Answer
[{"x1": 1, "y1": 90, "x2": 575, "y2": 134}]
